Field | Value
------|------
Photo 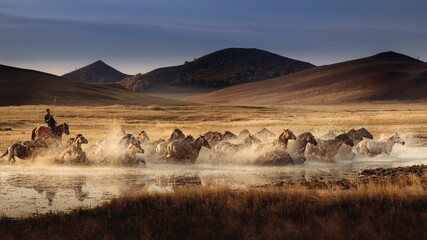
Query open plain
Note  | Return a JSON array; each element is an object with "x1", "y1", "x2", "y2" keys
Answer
[{"x1": 0, "y1": 103, "x2": 426, "y2": 238}]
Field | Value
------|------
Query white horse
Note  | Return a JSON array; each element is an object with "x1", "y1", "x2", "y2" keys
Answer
[{"x1": 356, "y1": 133, "x2": 405, "y2": 157}]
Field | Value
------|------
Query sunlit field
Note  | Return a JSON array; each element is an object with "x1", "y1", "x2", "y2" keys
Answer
[
  {"x1": 1, "y1": 103, "x2": 427, "y2": 150},
  {"x1": 0, "y1": 103, "x2": 427, "y2": 239}
]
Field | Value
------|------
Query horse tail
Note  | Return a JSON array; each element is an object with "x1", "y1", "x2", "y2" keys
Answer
[
  {"x1": 31, "y1": 128, "x2": 37, "y2": 141},
  {"x1": 0, "y1": 149, "x2": 8, "y2": 158}
]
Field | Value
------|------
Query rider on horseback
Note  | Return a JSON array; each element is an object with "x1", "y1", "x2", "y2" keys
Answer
[{"x1": 44, "y1": 108, "x2": 57, "y2": 134}]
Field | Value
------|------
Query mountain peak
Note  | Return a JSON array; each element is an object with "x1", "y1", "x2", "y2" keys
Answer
[
  {"x1": 93, "y1": 60, "x2": 106, "y2": 65},
  {"x1": 370, "y1": 51, "x2": 422, "y2": 63},
  {"x1": 118, "y1": 47, "x2": 315, "y2": 92},
  {"x1": 63, "y1": 60, "x2": 128, "y2": 83}
]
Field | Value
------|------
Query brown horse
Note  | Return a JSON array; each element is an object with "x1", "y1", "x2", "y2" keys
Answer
[
  {"x1": 287, "y1": 132, "x2": 318, "y2": 164},
  {"x1": 306, "y1": 133, "x2": 354, "y2": 162},
  {"x1": 138, "y1": 130, "x2": 150, "y2": 144},
  {"x1": 203, "y1": 131, "x2": 224, "y2": 147},
  {"x1": 58, "y1": 134, "x2": 89, "y2": 164},
  {"x1": 256, "y1": 129, "x2": 297, "y2": 152},
  {"x1": 165, "y1": 135, "x2": 211, "y2": 164},
  {"x1": 1, "y1": 139, "x2": 48, "y2": 163},
  {"x1": 222, "y1": 131, "x2": 238, "y2": 141},
  {"x1": 238, "y1": 129, "x2": 252, "y2": 139},
  {"x1": 168, "y1": 128, "x2": 186, "y2": 143},
  {"x1": 254, "y1": 128, "x2": 276, "y2": 142},
  {"x1": 211, "y1": 135, "x2": 261, "y2": 162},
  {"x1": 31, "y1": 123, "x2": 70, "y2": 141},
  {"x1": 333, "y1": 128, "x2": 374, "y2": 160}
]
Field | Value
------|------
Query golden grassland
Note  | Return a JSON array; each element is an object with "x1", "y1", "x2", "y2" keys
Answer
[
  {"x1": 0, "y1": 171, "x2": 426, "y2": 239},
  {"x1": 1, "y1": 103, "x2": 427, "y2": 238},
  {"x1": 1, "y1": 102, "x2": 427, "y2": 150}
]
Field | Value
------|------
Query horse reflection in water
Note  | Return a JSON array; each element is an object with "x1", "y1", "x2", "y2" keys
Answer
[
  {"x1": 155, "y1": 175, "x2": 202, "y2": 188},
  {"x1": 10, "y1": 175, "x2": 89, "y2": 206}
]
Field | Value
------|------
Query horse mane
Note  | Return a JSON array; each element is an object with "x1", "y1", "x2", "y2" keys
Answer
[
  {"x1": 276, "y1": 129, "x2": 289, "y2": 143},
  {"x1": 298, "y1": 132, "x2": 312, "y2": 140},
  {"x1": 346, "y1": 129, "x2": 363, "y2": 141},
  {"x1": 357, "y1": 128, "x2": 373, "y2": 139},
  {"x1": 347, "y1": 129, "x2": 357, "y2": 134},
  {"x1": 335, "y1": 133, "x2": 350, "y2": 141}
]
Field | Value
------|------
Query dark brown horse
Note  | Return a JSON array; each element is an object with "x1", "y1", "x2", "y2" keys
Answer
[
  {"x1": 168, "y1": 128, "x2": 186, "y2": 143},
  {"x1": 256, "y1": 129, "x2": 297, "y2": 152},
  {"x1": 306, "y1": 133, "x2": 354, "y2": 162},
  {"x1": 287, "y1": 132, "x2": 318, "y2": 164},
  {"x1": 203, "y1": 131, "x2": 224, "y2": 147},
  {"x1": 165, "y1": 135, "x2": 211, "y2": 164},
  {"x1": 31, "y1": 123, "x2": 70, "y2": 141},
  {"x1": 1, "y1": 139, "x2": 48, "y2": 163}
]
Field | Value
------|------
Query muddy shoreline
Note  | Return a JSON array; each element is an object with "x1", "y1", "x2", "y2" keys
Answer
[{"x1": 264, "y1": 164, "x2": 427, "y2": 190}]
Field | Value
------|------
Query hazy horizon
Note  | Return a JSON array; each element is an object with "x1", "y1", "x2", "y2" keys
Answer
[{"x1": 1, "y1": 0, "x2": 427, "y2": 75}]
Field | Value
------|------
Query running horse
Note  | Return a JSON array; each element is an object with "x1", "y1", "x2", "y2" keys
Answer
[{"x1": 31, "y1": 123, "x2": 70, "y2": 141}]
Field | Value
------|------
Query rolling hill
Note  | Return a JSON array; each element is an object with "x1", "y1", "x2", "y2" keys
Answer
[
  {"x1": 63, "y1": 60, "x2": 128, "y2": 83},
  {"x1": 118, "y1": 48, "x2": 315, "y2": 92},
  {"x1": 187, "y1": 51, "x2": 427, "y2": 104},
  {"x1": 0, "y1": 64, "x2": 184, "y2": 106}
]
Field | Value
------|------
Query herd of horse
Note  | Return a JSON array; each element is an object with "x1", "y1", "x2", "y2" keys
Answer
[{"x1": 0, "y1": 123, "x2": 406, "y2": 166}]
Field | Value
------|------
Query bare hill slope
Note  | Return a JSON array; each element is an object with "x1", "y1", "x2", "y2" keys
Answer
[
  {"x1": 0, "y1": 64, "x2": 183, "y2": 106},
  {"x1": 188, "y1": 52, "x2": 427, "y2": 104},
  {"x1": 118, "y1": 48, "x2": 315, "y2": 92},
  {"x1": 63, "y1": 60, "x2": 129, "y2": 83}
]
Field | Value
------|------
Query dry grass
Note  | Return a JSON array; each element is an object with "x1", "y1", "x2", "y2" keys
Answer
[
  {"x1": 0, "y1": 102, "x2": 426, "y2": 238},
  {"x1": 1, "y1": 103, "x2": 427, "y2": 150},
  {"x1": 0, "y1": 175, "x2": 426, "y2": 240}
]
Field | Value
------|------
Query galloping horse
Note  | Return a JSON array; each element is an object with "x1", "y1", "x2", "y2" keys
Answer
[
  {"x1": 256, "y1": 129, "x2": 297, "y2": 152},
  {"x1": 306, "y1": 133, "x2": 354, "y2": 162},
  {"x1": 356, "y1": 133, "x2": 405, "y2": 157},
  {"x1": 165, "y1": 135, "x2": 211, "y2": 164},
  {"x1": 287, "y1": 132, "x2": 318, "y2": 164},
  {"x1": 31, "y1": 123, "x2": 70, "y2": 141}
]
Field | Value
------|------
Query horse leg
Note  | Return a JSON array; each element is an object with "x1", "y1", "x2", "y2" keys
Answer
[
  {"x1": 0, "y1": 150, "x2": 8, "y2": 159},
  {"x1": 8, "y1": 151, "x2": 16, "y2": 163}
]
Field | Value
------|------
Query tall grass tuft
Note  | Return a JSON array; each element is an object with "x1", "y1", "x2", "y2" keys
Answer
[{"x1": 1, "y1": 178, "x2": 426, "y2": 239}]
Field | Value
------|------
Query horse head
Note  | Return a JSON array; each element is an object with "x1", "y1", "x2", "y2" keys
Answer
[
  {"x1": 198, "y1": 135, "x2": 211, "y2": 149},
  {"x1": 76, "y1": 134, "x2": 88, "y2": 145},
  {"x1": 390, "y1": 133, "x2": 405, "y2": 145},
  {"x1": 357, "y1": 128, "x2": 373, "y2": 139},
  {"x1": 170, "y1": 129, "x2": 185, "y2": 141},
  {"x1": 59, "y1": 123, "x2": 70, "y2": 135},
  {"x1": 58, "y1": 123, "x2": 69, "y2": 135},
  {"x1": 139, "y1": 131, "x2": 150, "y2": 143},
  {"x1": 347, "y1": 129, "x2": 363, "y2": 142},
  {"x1": 304, "y1": 132, "x2": 317, "y2": 146},
  {"x1": 336, "y1": 133, "x2": 354, "y2": 147},
  {"x1": 283, "y1": 129, "x2": 297, "y2": 140}
]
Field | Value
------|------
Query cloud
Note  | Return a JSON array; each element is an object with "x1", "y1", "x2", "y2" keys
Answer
[{"x1": 0, "y1": 0, "x2": 427, "y2": 75}]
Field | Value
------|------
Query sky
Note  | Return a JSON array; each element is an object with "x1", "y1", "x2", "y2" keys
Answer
[{"x1": 1, "y1": 0, "x2": 427, "y2": 75}]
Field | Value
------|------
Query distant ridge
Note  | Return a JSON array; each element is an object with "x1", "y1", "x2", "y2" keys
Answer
[
  {"x1": 118, "y1": 48, "x2": 315, "y2": 92},
  {"x1": 63, "y1": 60, "x2": 128, "y2": 83},
  {"x1": 0, "y1": 64, "x2": 184, "y2": 106},
  {"x1": 188, "y1": 51, "x2": 427, "y2": 104}
]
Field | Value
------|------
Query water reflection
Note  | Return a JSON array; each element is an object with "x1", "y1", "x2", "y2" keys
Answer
[
  {"x1": 0, "y1": 146, "x2": 426, "y2": 218},
  {"x1": 6, "y1": 175, "x2": 90, "y2": 207}
]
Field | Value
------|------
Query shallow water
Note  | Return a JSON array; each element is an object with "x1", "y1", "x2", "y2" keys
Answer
[{"x1": 0, "y1": 145, "x2": 426, "y2": 218}]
